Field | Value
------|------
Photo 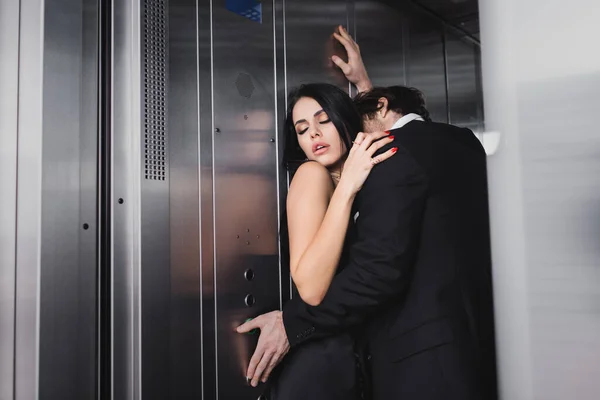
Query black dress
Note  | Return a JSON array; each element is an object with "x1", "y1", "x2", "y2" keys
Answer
[{"x1": 268, "y1": 222, "x2": 365, "y2": 400}]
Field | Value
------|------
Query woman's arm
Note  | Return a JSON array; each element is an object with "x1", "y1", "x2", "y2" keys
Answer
[
  {"x1": 287, "y1": 162, "x2": 356, "y2": 306},
  {"x1": 289, "y1": 132, "x2": 397, "y2": 306}
]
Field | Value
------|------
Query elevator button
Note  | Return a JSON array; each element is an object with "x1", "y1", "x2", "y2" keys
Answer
[
  {"x1": 245, "y1": 294, "x2": 256, "y2": 307},
  {"x1": 244, "y1": 269, "x2": 255, "y2": 281}
]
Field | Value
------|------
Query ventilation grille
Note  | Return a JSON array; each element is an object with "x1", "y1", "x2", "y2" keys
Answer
[{"x1": 143, "y1": 0, "x2": 168, "y2": 181}]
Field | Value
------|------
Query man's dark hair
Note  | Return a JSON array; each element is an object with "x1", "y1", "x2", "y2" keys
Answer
[
  {"x1": 282, "y1": 83, "x2": 363, "y2": 170},
  {"x1": 353, "y1": 86, "x2": 432, "y2": 122}
]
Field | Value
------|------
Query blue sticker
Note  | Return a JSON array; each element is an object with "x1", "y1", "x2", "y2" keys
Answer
[{"x1": 226, "y1": 0, "x2": 262, "y2": 23}]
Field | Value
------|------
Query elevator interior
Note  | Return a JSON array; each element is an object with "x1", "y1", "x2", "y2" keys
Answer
[{"x1": 0, "y1": 0, "x2": 483, "y2": 399}]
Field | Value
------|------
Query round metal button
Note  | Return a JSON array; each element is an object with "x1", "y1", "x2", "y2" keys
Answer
[
  {"x1": 244, "y1": 269, "x2": 255, "y2": 281},
  {"x1": 245, "y1": 294, "x2": 256, "y2": 307}
]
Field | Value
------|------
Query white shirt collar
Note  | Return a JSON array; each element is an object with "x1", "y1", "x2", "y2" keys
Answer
[{"x1": 390, "y1": 113, "x2": 424, "y2": 130}]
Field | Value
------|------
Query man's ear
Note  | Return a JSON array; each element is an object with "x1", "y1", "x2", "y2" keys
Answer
[{"x1": 377, "y1": 97, "x2": 390, "y2": 118}]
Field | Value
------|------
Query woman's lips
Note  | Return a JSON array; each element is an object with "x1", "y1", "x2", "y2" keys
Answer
[{"x1": 312, "y1": 143, "x2": 329, "y2": 155}]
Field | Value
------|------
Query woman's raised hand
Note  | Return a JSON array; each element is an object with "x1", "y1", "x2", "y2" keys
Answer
[{"x1": 339, "y1": 131, "x2": 397, "y2": 195}]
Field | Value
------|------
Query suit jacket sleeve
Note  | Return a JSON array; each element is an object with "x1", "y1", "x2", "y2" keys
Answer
[{"x1": 282, "y1": 143, "x2": 429, "y2": 347}]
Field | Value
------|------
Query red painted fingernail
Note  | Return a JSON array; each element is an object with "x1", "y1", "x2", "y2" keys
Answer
[
  {"x1": 385, "y1": 130, "x2": 390, "y2": 135},
  {"x1": 392, "y1": 147, "x2": 398, "y2": 154},
  {"x1": 388, "y1": 135, "x2": 394, "y2": 140}
]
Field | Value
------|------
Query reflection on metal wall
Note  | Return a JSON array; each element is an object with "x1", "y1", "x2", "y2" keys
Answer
[
  {"x1": 0, "y1": 0, "x2": 99, "y2": 398},
  {"x1": 354, "y1": 1, "x2": 406, "y2": 88},
  {"x1": 211, "y1": 0, "x2": 282, "y2": 397},
  {"x1": 446, "y1": 33, "x2": 483, "y2": 139},
  {"x1": 112, "y1": 0, "x2": 143, "y2": 398},
  {"x1": 39, "y1": 0, "x2": 99, "y2": 398},
  {"x1": 406, "y1": 14, "x2": 448, "y2": 122},
  {"x1": 168, "y1": 0, "x2": 202, "y2": 398},
  {"x1": 0, "y1": 1, "x2": 20, "y2": 398},
  {"x1": 285, "y1": 0, "x2": 351, "y2": 92}
]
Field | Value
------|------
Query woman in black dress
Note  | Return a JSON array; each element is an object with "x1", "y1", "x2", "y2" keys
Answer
[{"x1": 267, "y1": 83, "x2": 396, "y2": 400}]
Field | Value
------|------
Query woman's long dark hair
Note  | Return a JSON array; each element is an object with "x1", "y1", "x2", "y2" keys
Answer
[
  {"x1": 280, "y1": 84, "x2": 363, "y2": 284},
  {"x1": 282, "y1": 83, "x2": 363, "y2": 170}
]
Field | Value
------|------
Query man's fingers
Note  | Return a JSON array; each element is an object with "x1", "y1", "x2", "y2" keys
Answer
[
  {"x1": 260, "y1": 359, "x2": 279, "y2": 383},
  {"x1": 334, "y1": 30, "x2": 359, "y2": 56},
  {"x1": 331, "y1": 55, "x2": 351, "y2": 74},
  {"x1": 245, "y1": 344, "x2": 264, "y2": 382},
  {"x1": 251, "y1": 351, "x2": 273, "y2": 387},
  {"x1": 236, "y1": 317, "x2": 261, "y2": 333},
  {"x1": 333, "y1": 31, "x2": 351, "y2": 48},
  {"x1": 333, "y1": 31, "x2": 359, "y2": 58},
  {"x1": 338, "y1": 25, "x2": 358, "y2": 47}
]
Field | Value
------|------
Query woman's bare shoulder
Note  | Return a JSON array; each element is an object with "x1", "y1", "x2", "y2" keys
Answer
[{"x1": 288, "y1": 162, "x2": 334, "y2": 197}]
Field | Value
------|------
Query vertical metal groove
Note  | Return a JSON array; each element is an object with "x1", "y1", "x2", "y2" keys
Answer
[
  {"x1": 281, "y1": 0, "x2": 293, "y2": 301},
  {"x1": 13, "y1": 1, "x2": 23, "y2": 397},
  {"x1": 194, "y1": 1, "x2": 205, "y2": 397},
  {"x1": 272, "y1": 0, "x2": 283, "y2": 309},
  {"x1": 98, "y1": 0, "x2": 112, "y2": 398},
  {"x1": 209, "y1": 0, "x2": 219, "y2": 397}
]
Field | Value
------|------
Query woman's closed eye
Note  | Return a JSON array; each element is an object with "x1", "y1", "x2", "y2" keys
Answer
[{"x1": 295, "y1": 118, "x2": 330, "y2": 135}]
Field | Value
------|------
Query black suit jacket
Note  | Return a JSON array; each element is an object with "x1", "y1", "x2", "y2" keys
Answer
[{"x1": 282, "y1": 120, "x2": 497, "y2": 400}]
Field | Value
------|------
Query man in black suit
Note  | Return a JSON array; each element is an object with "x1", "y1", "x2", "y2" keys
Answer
[{"x1": 237, "y1": 26, "x2": 497, "y2": 400}]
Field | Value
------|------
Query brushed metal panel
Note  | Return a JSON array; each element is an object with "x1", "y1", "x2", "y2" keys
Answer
[
  {"x1": 446, "y1": 32, "x2": 482, "y2": 137},
  {"x1": 15, "y1": 0, "x2": 44, "y2": 398},
  {"x1": 0, "y1": 1, "x2": 19, "y2": 398},
  {"x1": 354, "y1": 1, "x2": 406, "y2": 87},
  {"x1": 212, "y1": 0, "x2": 281, "y2": 398},
  {"x1": 140, "y1": 1, "x2": 172, "y2": 398},
  {"x1": 405, "y1": 13, "x2": 447, "y2": 123},
  {"x1": 167, "y1": 0, "x2": 202, "y2": 398},
  {"x1": 113, "y1": 0, "x2": 143, "y2": 398},
  {"x1": 285, "y1": 0, "x2": 351, "y2": 91},
  {"x1": 38, "y1": 1, "x2": 98, "y2": 398},
  {"x1": 197, "y1": 1, "x2": 217, "y2": 398}
]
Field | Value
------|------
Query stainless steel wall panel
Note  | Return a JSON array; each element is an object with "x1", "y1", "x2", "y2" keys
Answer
[
  {"x1": 14, "y1": 0, "x2": 45, "y2": 398},
  {"x1": 140, "y1": 1, "x2": 172, "y2": 398},
  {"x1": 0, "y1": 1, "x2": 20, "y2": 398},
  {"x1": 354, "y1": 1, "x2": 406, "y2": 88},
  {"x1": 285, "y1": 0, "x2": 351, "y2": 91},
  {"x1": 38, "y1": 1, "x2": 98, "y2": 398},
  {"x1": 446, "y1": 31, "x2": 483, "y2": 138},
  {"x1": 405, "y1": 15, "x2": 448, "y2": 123},
  {"x1": 211, "y1": 0, "x2": 281, "y2": 398},
  {"x1": 112, "y1": 0, "x2": 143, "y2": 398},
  {"x1": 167, "y1": 1, "x2": 202, "y2": 398}
]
